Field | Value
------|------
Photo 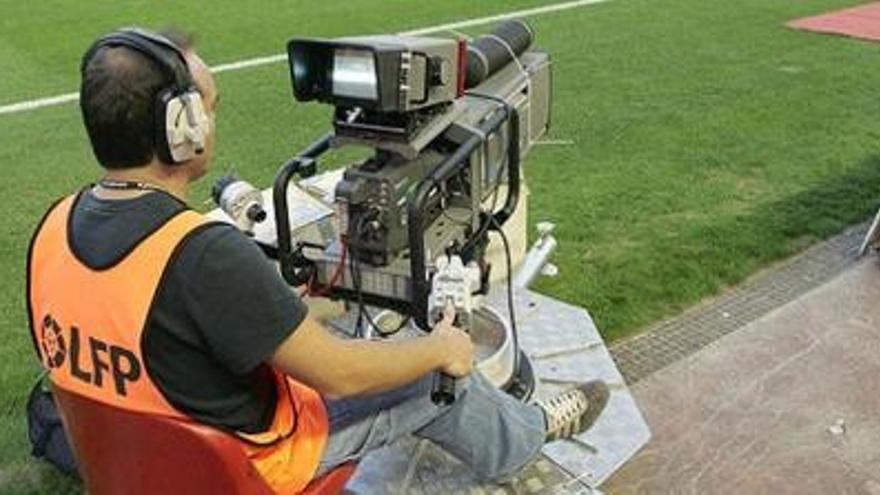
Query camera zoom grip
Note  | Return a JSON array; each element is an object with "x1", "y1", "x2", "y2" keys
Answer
[{"x1": 432, "y1": 372, "x2": 457, "y2": 405}]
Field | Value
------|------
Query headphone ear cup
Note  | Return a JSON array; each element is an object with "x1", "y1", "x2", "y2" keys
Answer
[{"x1": 162, "y1": 91, "x2": 208, "y2": 164}]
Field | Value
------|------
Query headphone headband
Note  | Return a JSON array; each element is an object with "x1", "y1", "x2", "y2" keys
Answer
[
  {"x1": 80, "y1": 27, "x2": 208, "y2": 165},
  {"x1": 80, "y1": 27, "x2": 193, "y2": 93}
]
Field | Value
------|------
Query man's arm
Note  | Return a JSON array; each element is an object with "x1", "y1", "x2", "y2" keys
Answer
[
  {"x1": 270, "y1": 306, "x2": 474, "y2": 398},
  {"x1": 178, "y1": 225, "x2": 472, "y2": 397}
]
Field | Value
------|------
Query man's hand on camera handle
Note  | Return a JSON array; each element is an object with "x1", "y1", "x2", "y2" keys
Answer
[{"x1": 432, "y1": 303, "x2": 475, "y2": 378}]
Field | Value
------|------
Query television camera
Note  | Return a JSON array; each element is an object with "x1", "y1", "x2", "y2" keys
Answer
[{"x1": 218, "y1": 20, "x2": 552, "y2": 403}]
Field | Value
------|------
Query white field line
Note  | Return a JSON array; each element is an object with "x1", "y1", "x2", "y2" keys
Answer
[
  {"x1": 0, "y1": 0, "x2": 610, "y2": 116},
  {"x1": 400, "y1": 0, "x2": 609, "y2": 36},
  {"x1": 0, "y1": 93, "x2": 80, "y2": 115}
]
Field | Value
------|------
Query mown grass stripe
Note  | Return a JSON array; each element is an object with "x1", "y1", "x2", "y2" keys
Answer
[{"x1": 0, "y1": 0, "x2": 610, "y2": 116}]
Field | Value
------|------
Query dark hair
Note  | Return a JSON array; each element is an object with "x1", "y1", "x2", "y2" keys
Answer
[{"x1": 79, "y1": 29, "x2": 194, "y2": 169}]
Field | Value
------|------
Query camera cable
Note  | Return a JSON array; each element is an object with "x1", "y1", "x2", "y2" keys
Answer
[{"x1": 489, "y1": 215, "x2": 521, "y2": 386}]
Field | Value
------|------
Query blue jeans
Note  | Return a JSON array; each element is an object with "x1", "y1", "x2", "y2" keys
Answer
[{"x1": 316, "y1": 371, "x2": 546, "y2": 482}]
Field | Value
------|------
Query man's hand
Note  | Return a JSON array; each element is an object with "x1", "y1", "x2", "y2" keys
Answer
[
  {"x1": 270, "y1": 306, "x2": 475, "y2": 399},
  {"x1": 432, "y1": 304, "x2": 475, "y2": 378}
]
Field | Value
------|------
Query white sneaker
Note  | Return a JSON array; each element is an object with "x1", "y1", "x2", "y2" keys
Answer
[{"x1": 535, "y1": 380, "x2": 610, "y2": 441}]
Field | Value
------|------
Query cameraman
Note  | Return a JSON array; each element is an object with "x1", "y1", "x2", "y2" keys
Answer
[{"x1": 27, "y1": 28, "x2": 608, "y2": 492}]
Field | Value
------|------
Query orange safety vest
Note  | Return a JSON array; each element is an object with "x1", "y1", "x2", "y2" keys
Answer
[{"x1": 27, "y1": 192, "x2": 328, "y2": 494}]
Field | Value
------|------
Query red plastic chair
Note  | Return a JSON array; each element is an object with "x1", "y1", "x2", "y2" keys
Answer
[{"x1": 53, "y1": 387, "x2": 355, "y2": 495}]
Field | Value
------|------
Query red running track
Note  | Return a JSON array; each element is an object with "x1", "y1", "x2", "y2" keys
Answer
[{"x1": 788, "y1": 2, "x2": 880, "y2": 42}]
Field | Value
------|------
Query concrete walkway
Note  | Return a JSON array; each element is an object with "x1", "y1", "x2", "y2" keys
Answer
[{"x1": 604, "y1": 257, "x2": 880, "y2": 494}]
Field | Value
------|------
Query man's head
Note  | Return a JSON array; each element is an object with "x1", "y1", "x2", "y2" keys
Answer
[{"x1": 79, "y1": 28, "x2": 218, "y2": 180}]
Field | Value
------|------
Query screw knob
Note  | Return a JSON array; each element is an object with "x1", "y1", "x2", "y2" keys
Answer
[{"x1": 536, "y1": 221, "x2": 555, "y2": 237}]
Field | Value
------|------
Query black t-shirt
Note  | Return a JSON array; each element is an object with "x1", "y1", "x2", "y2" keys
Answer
[{"x1": 67, "y1": 189, "x2": 308, "y2": 434}]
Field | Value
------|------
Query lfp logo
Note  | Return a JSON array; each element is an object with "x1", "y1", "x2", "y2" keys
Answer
[{"x1": 37, "y1": 313, "x2": 142, "y2": 397}]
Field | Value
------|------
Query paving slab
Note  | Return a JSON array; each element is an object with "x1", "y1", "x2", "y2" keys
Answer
[
  {"x1": 611, "y1": 223, "x2": 868, "y2": 385},
  {"x1": 604, "y1": 257, "x2": 880, "y2": 495}
]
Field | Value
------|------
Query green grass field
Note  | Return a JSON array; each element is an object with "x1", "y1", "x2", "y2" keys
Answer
[{"x1": 2, "y1": 0, "x2": 880, "y2": 492}]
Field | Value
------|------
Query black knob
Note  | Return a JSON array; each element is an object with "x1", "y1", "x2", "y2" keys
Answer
[
  {"x1": 432, "y1": 372, "x2": 456, "y2": 405},
  {"x1": 246, "y1": 203, "x2": 267, "y2": 223}
]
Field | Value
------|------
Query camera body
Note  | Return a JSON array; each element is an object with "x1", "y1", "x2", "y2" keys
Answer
[
  {"x1": 275, "y1": 20, "x2": 552, "y2": 328},
  {"x1": 334, "y1": 149, "x2": 447, "y2": 266},
  {"x1": 331, "y1": 48, "x2": 551, "y2": 269}
]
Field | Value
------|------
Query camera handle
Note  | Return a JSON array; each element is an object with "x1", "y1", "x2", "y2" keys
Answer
[
  {"x1": 433, "y1": 372, "x2": 457, "y2": 405},
  {"x1": 427, "y1": 256, "x2": 481, "y2": 405},
  {"x1": 273, "y1": 132, "x2": 334, "y2": 287}
]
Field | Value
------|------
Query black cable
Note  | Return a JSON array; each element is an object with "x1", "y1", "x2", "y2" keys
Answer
[
  {"x1": 439, "y1": 173, "x2": 473, "y2": 227},
  {"x1": 488, "y1": 215, "x2": 521, "y2": 383},
  {"x1": 350, "y1": 216, "x2": 381, "y2": 338},
  {"x1": 348, "y1": 218, "x2": 365, "y2": 337},
  {"x1": 345, "y1": 215, "x2": 405, "y2": 339},
  {"x1": 469, "y1": 93, "x2": 510, "y2": 214},
  {"x1": 460, "y1": 91, "x2": 513, "y2": 253},
  {"x1": 347, "y1": 241, "x2": 364, "y2": 338},
  {"x1": 351, "y1": 259, "x2": 381, "y2": 337},
  {"x1": 444, "y1": 94, "x2": 521, "y2": 377},
  {"x1": 350, "y1": 245, "x2": 372, "y2": 338}
]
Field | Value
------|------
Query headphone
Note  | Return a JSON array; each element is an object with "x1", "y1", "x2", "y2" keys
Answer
[{"x1": 81, "y1": 27, "x2": 209, "y2": 164}]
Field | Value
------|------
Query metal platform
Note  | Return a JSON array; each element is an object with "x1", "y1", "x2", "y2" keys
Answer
[
  {"x1": 331, "y1": 288, "x2": 650, "y2": 494},
  {"x1": 507, "y1": 289, "x2": 651, "y2": 488}
]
